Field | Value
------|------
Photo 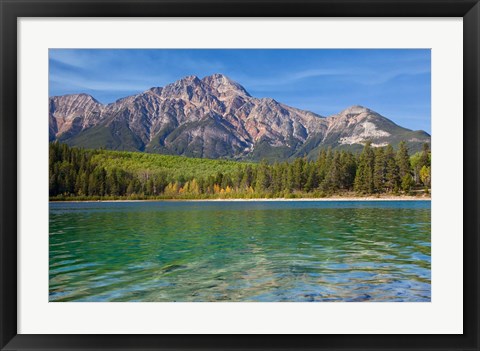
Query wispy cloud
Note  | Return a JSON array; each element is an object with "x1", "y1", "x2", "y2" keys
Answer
[
  {"x1": 234, "y1": 68, "x2": 351, "y2": 91},
  {"x1": 291, "y1": 68, "x2": 349, "y2": 80},
  {"x1": 50, "y1": 76, "x2": 155, "y2": 93},
  {"x1": 235, "y1": 63, "x2": 429, "y2": 93}
]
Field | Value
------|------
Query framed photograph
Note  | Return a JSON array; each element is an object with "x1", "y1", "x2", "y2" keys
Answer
[{"x1": 1, "y1": 0, "x2": 479, "y2": 350}]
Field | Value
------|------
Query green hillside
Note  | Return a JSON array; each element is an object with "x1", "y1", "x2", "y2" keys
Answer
[{"x1": 89, "y1": 148, "x2": 254, "y2": 179}]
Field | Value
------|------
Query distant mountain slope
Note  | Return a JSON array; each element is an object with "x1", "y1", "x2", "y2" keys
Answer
[{"x1": 49, "y1": 73, "x2": 430, "y2": 161}]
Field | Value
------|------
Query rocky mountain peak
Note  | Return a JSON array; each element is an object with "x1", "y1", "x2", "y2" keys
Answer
[
  {"x1": 146, "y1": 87, "x2": 163, "y2": 96},
  {"x1": 51, "y1": 93, "x2": 99, "y2": 104},
  {"x1": 165, "y1": 75, "x2": 202, "y2": 90},
  {"x1": 202, "y1": 73, "x2": 251, "y2": 97},
  {"x1": 261, "y1": 97, "x2": 278, "y2": 104},
  {"x1": 339, "y1": 105, "x2": 372, "y2": 116},
  {"x1": 160, "y1": 75, "x2": 206, "y2": 101},
  {"x1": 78, "y1": 93, "x2": 99, "y2": 101},
  {"x1": 181, "y1": 75, "x2": 201, "y2": 83},
  {"x1": 49, "y1": 93, "x2": 102, "y2": 113},
  {"x1": 205, "y1": 73, "x2": 228, "y2": 80}
]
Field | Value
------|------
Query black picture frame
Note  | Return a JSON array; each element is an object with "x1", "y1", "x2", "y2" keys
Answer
[{"x1": 1, "y1": 0, "x2": 479, "y2": 350}]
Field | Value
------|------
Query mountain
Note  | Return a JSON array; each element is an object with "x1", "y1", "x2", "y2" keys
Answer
[{"x1": 49, "y1": 73, "x2": 430, "y2": 161}]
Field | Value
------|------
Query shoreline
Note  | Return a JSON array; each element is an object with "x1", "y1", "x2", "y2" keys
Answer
[{"x1": 50, "y1": 196, "x2": 431, "y2": 203}]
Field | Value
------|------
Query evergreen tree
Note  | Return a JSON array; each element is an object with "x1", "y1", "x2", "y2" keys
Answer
[
  {"x1": 323, "y1": 151, "x2": 342, "y2": 192},
  {"x1": 354, "y1": 142, "x2": 375, "y2": 194},
  {"x1": 240, "y1": 165, "x2": 253, "y2": 190},
  {"x1": 420, "y1": 143, "x2": 430, "y2": 168},
  {"x1": 303, "y1": 162, "x2": 318, "y2": 192},
  {"x1": 233, "y1": 167, "x2": 244, "y2": 189},
  {"x1": 106, "y1": 171, "x2": 119, "y2": 196},
  {"x1": 316, "y1": 149, "x2": 328, "y2": 184},
  {"x1": 221, "y1": 174, "x2": 232, "y2": 190},
  {"x1": 285, "y1": 164, "x2": 295, "y2": 192},
  {"x1": 271, "y1": 163, "x2": 283, "y2": 194},
  {"x1": 49, "y1": 172, "x2": 58, "y2": 197},
  {"x1": 340, "y1": 151, "x2": 357, "y2": 190},
  {"x1": 255, "y1": 160, "x2": 270, "y2": 193},
  {"x1": 373, "y1": 147, "x2": 386, "y2": 193},
  {"x1": 293, "y1": 158, "x2": 305, "y2": 190},
  {"x1": 396, "y1": 141, "x2": 411, "y2": 179},
  {"x1": 384, "y1": 144, "x2": 399, "y2": 193}
]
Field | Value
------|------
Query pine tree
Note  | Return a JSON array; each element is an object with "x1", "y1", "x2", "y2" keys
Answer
[
  {"x1": 271, "y1": 163, "x2": 283, "y2": 194},
  {"x1": 240, "y1": 165, "x2": 253, "y2": 190},
  {"x1": 293, "y1": 158, "x2": 305, "y2": 190},
  {"x1": 323, "y1": 151, "x2": 342, "y2": 192},
  {"x1": 233, "y1": 167, "x2": 244, "y2": 189},
  {"x1": 303, "y1": 162, "x2": 318, "y2": 192},
  {"x1": 420, "y1": 143, "x2": 430, "y2": 168},
  {"x1": 316, "y1": 149, "x2": 328, "y2": 184},
  {"x1": 49, "y1": 172, "x2": 58, "y2": 197},
  {"x1": 106, "y1": 171, "x2": 119, "y2": 196},
  {"x1": 221, "y1": 174, "x2": 232, "y2": 190},
  {"x1": 396, "y1": 141, "x2": 411, "y2": 179},
  {"x1": 384, "y1": 144, "x2": 400, "y2": 193},
  {"x1": 255, "y1": 160, "x2": 270, "y2": 193},
  {"x1": 285, "y1": 163, "x2": 295, "y2": 192},
  {"x1": 354, "y1": 142, "x2": 375, "y2": 194},
  {"x1": 340, "y1": 151, "x2": 357, "y2": 190},
  {"x1": 373, "y1": 147, "x2": 386, "y2": 193},
  {"x1": 75, "y1": 171, "x2": 83, "y2": 195}
]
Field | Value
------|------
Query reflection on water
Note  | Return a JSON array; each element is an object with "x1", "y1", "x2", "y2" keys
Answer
[{"x1": 49, "y1": 201, "x2": 431, "y2": 302}]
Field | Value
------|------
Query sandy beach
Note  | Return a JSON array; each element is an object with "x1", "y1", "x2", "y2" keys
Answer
[{"x1": 50, "y1": 195, "x2": 431, "y2": 203}]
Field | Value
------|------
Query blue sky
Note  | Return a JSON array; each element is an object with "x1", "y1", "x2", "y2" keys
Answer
[{"x1": 49, "y1": 49, "x2": 431, "y2": 133}]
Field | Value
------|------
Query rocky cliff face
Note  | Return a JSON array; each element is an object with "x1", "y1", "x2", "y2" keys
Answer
[{"x1": 49, "y1": 73, "x2": 430, "y2": 160}]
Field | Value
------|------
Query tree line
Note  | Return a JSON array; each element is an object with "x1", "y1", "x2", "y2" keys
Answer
[{"x1": 49, "y1": 141, "x2": 431, "y2": 200}]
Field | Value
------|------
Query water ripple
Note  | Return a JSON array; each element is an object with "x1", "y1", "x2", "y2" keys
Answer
[{"x1": 49, "y1": 201, "x2": 431, "y2": 302}]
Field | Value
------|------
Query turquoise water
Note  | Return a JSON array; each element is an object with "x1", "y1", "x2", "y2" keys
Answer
[{"x1": 49, "y1": 200, "x2": 431, "y2": 302}]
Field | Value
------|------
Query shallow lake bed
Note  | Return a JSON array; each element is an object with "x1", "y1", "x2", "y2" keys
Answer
[{"x1": 49, "y1": 200, "x2": 431, "y2": 302}]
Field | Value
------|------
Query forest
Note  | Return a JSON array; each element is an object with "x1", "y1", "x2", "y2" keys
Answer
[{"x1": 49, "y1": 141, "x2": 431, "y2": 200}]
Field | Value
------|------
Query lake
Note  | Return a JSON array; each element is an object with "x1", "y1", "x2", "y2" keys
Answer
[{"x1": 49, "y1": 200, "x2": 431, "y2": 302}]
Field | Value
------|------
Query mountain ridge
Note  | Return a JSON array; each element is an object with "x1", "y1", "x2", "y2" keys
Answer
[{"x1": 49, "y1": 73, "x2": 430, "y2": 161}]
